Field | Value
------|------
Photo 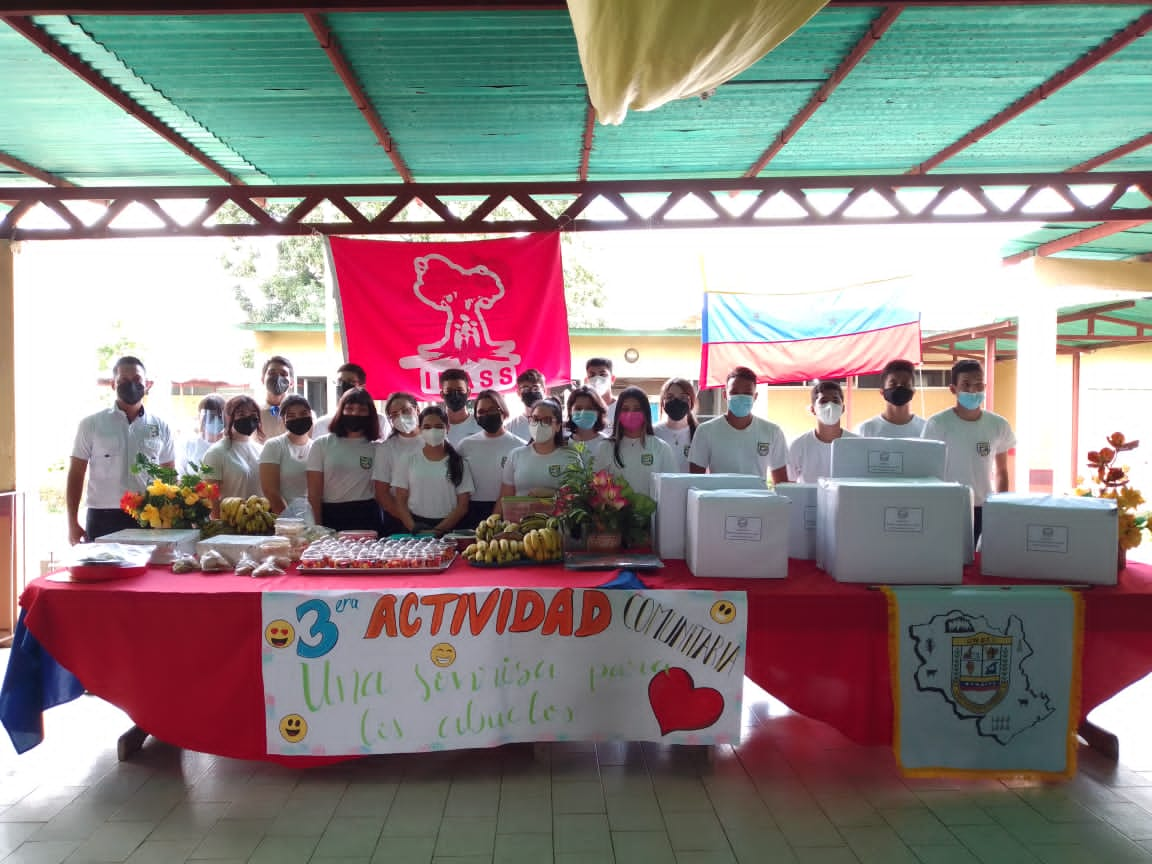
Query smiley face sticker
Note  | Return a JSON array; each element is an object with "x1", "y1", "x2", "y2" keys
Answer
[
  {"x1": 430, "y1": 643, "x2": 457, "y2": 668},
  {"x1": 265, "y1": 619, "x2": 295, "y2": 649},
  {"x1": 279, "y1": 713, "x2": 307, "y2": 743},
  {"x1": 710, "y1": 600, "x2": 737, "y2": 625}
]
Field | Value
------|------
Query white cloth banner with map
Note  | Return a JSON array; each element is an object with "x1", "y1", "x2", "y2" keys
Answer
[{"x1": 886, "y1": 586, "x2": 1082, "y2": 779}]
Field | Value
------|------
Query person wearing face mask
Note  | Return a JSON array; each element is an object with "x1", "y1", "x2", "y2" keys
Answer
[
  {"x1": 497, "y1": 398, "x2": 577, "y2": 512},
  {"x1": 585, "y1": 357, "x2": 618, "y2": 425},
  {"x1": 67, "y1": 355, "x2": 176, "y2": 544},
  {"x1": 922, "y1": 359, "x2": 1015, "y2": 543},
  {"x1": 786, "y1": 381, "x2": 858, "y2": 483},
  {"x1": 306, "y1": 387, "x2": 384, "y2": 534},
  {"x1": 259, "y1": 394, "x2": 314, "y2": 516},
  {"x1": 688, "y1": 366, "x2": 788, "y2": 483},
  {"x1": 458, "y1": 389, "x2": 525, "y2": 528},
  {"x1": 374, "y1": 392, "x2": 425, "y2": 534},
  {"x1": 565, "y1": 386, "x2": 609, "y2": 455},
  {"x1": 313, "y1": 362, "x2": 366, "y2": 438},
  {"x1": 178, "y1": 394, "x2": 226, "y2": 476},
  {"x1": 855, "y1": 359, "x2": 927, "y2": 439},
  {"x1": 439, "y1": 368, "x2": 481, "y2": 445},
  {"x1": 392, "y1": 405, "x2": 475, "y2": 536},
  {"x1": 259, "y1": 355, "x2": 295, "y2": 440},
  {"x1": 506, "y1": 368, "x2": 547, "y2": 440},
  {"x1": 593, "y1": 387, "x2": 677, "y2": 497},
  {"x1": 201, "y1": 395, "x2": 265, "y2": 509},
  {"x1": 653, "y1": 377, "x2": 698, "y2": 473}
]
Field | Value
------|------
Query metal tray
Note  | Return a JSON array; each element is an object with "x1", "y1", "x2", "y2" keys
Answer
[{"x1": 297, "y1": 553, "x2": 457, "y2": 575}]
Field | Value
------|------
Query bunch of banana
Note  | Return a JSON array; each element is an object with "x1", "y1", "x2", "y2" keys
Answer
[
  {"x1": 476, "y1": 513, "x2": 515, "y2": 542},
  {"x1": 199, "y1": 518, "x2": 230, "y2": 539},
  {"x1": 219, "y1": 495, "x2": 276, "y2": 535},
  {"x1": 462, "y1": 537, "x2": 526, "y2": 565},
  {"x1": 523, "y1": 527, "x2": 563, "y2": 562}
]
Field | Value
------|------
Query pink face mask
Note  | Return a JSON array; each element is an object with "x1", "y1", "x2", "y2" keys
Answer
[{"x1": 619, "y1": 411, "x2": 647, "y2": 432}]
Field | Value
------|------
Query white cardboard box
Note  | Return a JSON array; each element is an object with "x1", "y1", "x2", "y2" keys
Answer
[
  {"x1": 650, "y1": 473, "x2": 767, "y2": 560},
  {"x1": 94, "y1": 528, "x2": 200, "y2": 565},
  {"x1": 830, "y1": 436, "x2": 946, "y2": 481},
  {"x1": 817, "y1": 478, "x2": 971, "y2": 584},
  {"x1": 775, "y1": 483, "x2": 818, "y2": 560},
  {"x1": 980, "y1": 493, "x2": 1119, "y2": 585},
  {"x1": 686, "y1": 489, "x2": 790, "y2": 579}
]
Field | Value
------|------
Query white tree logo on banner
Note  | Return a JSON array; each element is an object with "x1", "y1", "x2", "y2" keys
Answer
[
  {"x1": 909, "y1": 612, "x2": 1054, "y2": 744},
  {"x1": 398, "y1": 254, "x2": 522, "y2": 395}
]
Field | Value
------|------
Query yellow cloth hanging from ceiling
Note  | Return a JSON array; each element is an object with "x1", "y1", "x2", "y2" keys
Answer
[{"x1": 567, "y1": 0, "x2": 829, "y2": 126}]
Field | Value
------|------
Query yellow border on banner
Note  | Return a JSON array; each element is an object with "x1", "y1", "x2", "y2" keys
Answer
[{"x1": 885, "y1": 586, "x2": 1085, "y2": 782}]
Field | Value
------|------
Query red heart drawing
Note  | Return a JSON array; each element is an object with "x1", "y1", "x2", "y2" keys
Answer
[{"x1": 648, "y1": 667, "x2": 725, "y2": 735}]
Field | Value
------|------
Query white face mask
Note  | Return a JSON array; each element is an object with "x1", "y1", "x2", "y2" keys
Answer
[
  {"x1": 816, "y1": 402, "x2": 844, "y2": 425},
  {"x1": 394, "y1": 413, "x2": 417, "y2": 434},
  {"x1": 587, "y1": 375, "x2": 611, "y2": 395},
  {"x1": 530, "y1": 421, "x2": 554, "y2": 444},
  {"x1": 421, "y1": 427, "x2": 446, "y2": 447}
]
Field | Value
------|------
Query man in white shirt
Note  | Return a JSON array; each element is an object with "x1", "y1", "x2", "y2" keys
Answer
[
  {"x1": 687, "y1": 366, "x2": 788, "y2": 483},
  {"x1": 922, "y1": 359, "x2": 1015, "y2": 542},
  {"x1": 788, "y1": 380, "x2": 857, "y2": 483},
  {"x1": 585, "y1": 357, "x2": 618, "y2": 426},
  {"x1": 259, "y1": 355, "x2": 295, "y2": 439},
  {"x1": 67, "y1": 355, "x2": 176, "y2": 544},
  {"x1": 855, "y1": 359, "x2": 927, "y2": 439},
  {"x1": 440, "y1": 368, "x2": 481, "y2": 445},
  {"x1": 506, "y1": 368, "x2": 547, "y2": 441},
  {"x1": 313, "y1": 362, "x2": 366, "y2": 438}
]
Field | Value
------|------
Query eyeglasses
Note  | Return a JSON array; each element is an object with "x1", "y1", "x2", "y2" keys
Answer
[{"x1": 529, "y1": 417, "x2": 555, "y2": 425}]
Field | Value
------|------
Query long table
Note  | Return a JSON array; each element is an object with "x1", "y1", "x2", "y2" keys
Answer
[{"x1": 8, "y1": 559, "x2": 1152, "y2": 763}]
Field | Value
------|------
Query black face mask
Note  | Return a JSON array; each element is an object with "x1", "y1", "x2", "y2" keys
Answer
[
  {"x1": 337, "y1": 380, "x2": 356, "y2": 396},
  {"x1": 476, "y1": 413, "x2": 503, "y2": 434},
  {"x1": 285, "y1": 417, "x2": 313, "y2": 436},
  {"x1": 342, "y1": 415, "x2": 368, "y2": 434},
  {"x1": 267, "y1": 375, "x2": 290, "y2": 396},
  {"x1": 116, "y1": 380, "x2": 146, "y2": 406},
  {"x1": 233, "y1": 416, "x2": 259, "y2": 436},
  {"x1": 442, "y1": 391, "x2": 468, "y2": 412},
  {"x1": 882, "y1": 386, "x2": 915, "y2": 407},
  {"x1": 521, "y1": 389, "x2": 543, "y2": 407},
  {"x1": 663, "y1": 398, "x2": 690, "y2": 421}
]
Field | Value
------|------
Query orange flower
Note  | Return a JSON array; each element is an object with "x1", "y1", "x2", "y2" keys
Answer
[{"x1": 1108, "y1": 432, "x2": 1126, "y2": 448}]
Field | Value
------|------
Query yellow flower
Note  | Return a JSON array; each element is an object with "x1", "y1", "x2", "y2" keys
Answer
[
  {"x1": 147, "y1": 480, "x2": 167, "y2": 497},
  {"x1": 1118, "y1": 487, "x2": 1145, "y2": 511},
  {"x1": 183, "y1": 492, "x2": 200, "y2": 507}
]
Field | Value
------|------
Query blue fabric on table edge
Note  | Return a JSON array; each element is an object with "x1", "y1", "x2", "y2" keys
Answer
[
  {"x1": 0, "y1": 609, "x2": 85, "y2": 753},
  {"x1": 597, "y1": 570, "x2": 648, "y2": 590}
]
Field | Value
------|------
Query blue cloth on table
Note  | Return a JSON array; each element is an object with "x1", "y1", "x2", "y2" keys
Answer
[
  {"x1": 0, "y1": 609, "x2": 85, "y2": 753},
  {"x1": 597, "y1": 570, "x2": 648, "y2": 590}
]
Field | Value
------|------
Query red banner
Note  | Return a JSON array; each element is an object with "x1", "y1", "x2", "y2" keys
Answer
[{"x1": 328, "y1": 234, "x2": 570, "y2": 397}]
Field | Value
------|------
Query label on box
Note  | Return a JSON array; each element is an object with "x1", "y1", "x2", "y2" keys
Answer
[
  {"x1": 884, "y1": 506, "x2": 924, "y2": 533},
  {"x1": 1026, "y1": 524, "x2": 1069, "y2": 554},
  {"x1": 724, "y1": 515, "x2": 763, "y2": 542},
  {"x1": 803, "y1": 505, "x2": 817, "y2": 531},
  {"x1": 868, "y1": 450, "x2": 904, "y2": 475}
]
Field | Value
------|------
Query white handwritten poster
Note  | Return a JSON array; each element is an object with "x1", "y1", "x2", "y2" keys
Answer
[{"x1": 261, "y1": 588, "x2": 747, "y2": 756}]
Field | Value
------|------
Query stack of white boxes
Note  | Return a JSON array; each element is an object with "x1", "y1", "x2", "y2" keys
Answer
[
  {"x1": 980, "y1": 493, "x2": 1119, "y2": 585},
  {"x1": 774, "y1": 483, "x2": 818, "y2": 559},
  {"x1": 685, "y1": 489, "x2": 790, "y2": 578},
  {"x1": 650, "y1": 473, "x2": 766, "y2": 560},
  {"x1": 816, "y1": 478, "x2": 972, "y2": 584}
]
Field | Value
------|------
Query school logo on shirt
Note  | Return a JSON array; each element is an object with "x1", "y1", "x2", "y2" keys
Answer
[
  {"x1": 757, "y1": 442, "x2": 771, "y2": 456},
  {"x1": 360, "y1": 456, "x2": 374, "y2": 469},
  {"x1": 976, "y1": 442, "x2": 991, "y2": 457},
  {"x1": 501, "y1": 456, "x2": 508, "y2": 467},
  {"x1": 549, "y1": 464, "x2": 562, "y2": 477},
  {"x1": 145, "y1": 423, "x2": 159, "y2": 438},
  {"x1": 641, "y1": 453, "x2": 654, "y2": 466}
]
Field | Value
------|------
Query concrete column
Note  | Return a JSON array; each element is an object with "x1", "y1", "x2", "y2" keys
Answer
[
  {"x1": 1012, "y1": 260, "x2": 1059, "y2": 493},
  {"x1": 0, "y1": 240, "x2": 16, "y2": 637}
]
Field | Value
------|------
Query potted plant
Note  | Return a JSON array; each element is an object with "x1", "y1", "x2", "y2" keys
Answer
[
  {"x1": 120, "y1": 454, "x2": 219, "y2": 530},
  {"x1": 552, "y1": 442, "x2": 657, "y2": 551},
  {"x1": 1075, "y1": 432, "x2": 1147, "y2": 569}
]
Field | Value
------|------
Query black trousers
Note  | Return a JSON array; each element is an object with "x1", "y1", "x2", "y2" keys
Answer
[
  {"x1": 973, "y1": 506, "x2": 984, "y2": 545},
  {"x1": 321, "y1": 499, "x2": 384, "y2": 536},
  {"x1": 460, "y1": 500, "x2": 497, "y2": 530},
  {"x1": 85, "y1": 508, "x2": 139, "y2": 542}
]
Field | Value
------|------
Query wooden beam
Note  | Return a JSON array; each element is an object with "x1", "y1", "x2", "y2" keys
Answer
[
  {"x1": 1068, "y1": 131, "x2": 1152, "y2": 172},
  {"x1": 1003, "y1": 220, "x2": 1148, "y2": 265},
  {"x1": 0, "y1": 149, "x2": 75, "y2": 187},
  {"x1": 578, "y1": 97, "x2": 595, "y2": 182}
]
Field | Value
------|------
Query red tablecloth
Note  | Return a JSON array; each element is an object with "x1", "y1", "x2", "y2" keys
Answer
[{"x1": 19, "y1": 560, "x2": 1152, "y2": 762}]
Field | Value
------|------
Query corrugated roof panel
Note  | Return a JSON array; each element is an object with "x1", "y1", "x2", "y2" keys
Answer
[
  {"x1": 69, "y1": 14, "x2": 400, "y2": 183},
  {"x1": 1001, "y1": 221, "x2": 1152, "y2": 260},
  {"x1": 764, "y1": 5, "x2": 1151, "y2": 174},
  {"x1": 329, "y1": 11, "x2": 586, "y2": 181},
  {"x1": 0, "y1": 24, "x2": 221, "y2": 186}
]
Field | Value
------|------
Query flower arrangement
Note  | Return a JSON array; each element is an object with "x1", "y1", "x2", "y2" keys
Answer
[
  {"x1": 1076, "y1": 431, "x2": 1147, "y2": 550},
  {"x1": 120, "y1": 454, "x2": 219, "y2": 530},
  {"x1": 552, "y1": 442, "x2": 657, "y2": 547}
]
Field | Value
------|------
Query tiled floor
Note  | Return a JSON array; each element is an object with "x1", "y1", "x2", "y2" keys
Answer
[{"x1": 3, "y1": 653, "x2": 1152, "y2": 864}]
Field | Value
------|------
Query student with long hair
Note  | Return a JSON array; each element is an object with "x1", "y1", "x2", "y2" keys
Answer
[
  {"x1": 594, "y1": 386, "x2": 676, "y2": 497},
  {"x1": 392, "y1": 405, "x2": 474, "y2": 535},
  {"x1": 458, "y1": 389, "x2": 524, "y2": 528},
  {"x1": 497, "y1": 398, "x2": 575, "y2": 512},
  {"x1": 259, "y1": 394, "x2": 313, "y2": 514},
  {"x1": 653, "y1": 377, "x2": 698, "y2": 473},
  {"x1": 565, "y1": 386, "x2": 609, "y2": 457},
  {"x1": 306, "y1": 387, "x2": 382, "y2": 534},
  {"x1": 202, "y1": 394, "x2": 264, "y2": 509},
  {"x1": 373, "y1": 391, "x2": 425, "y2": 534}
]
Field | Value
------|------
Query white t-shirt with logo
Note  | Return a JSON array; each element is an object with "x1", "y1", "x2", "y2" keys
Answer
[
  {"x1": 505, "y1": 413, "x2": 532, "y2": 442},
  {"x1": 72, "y1": 407, "x2": 176, "y2": 508},
  {"x1": 592, "y1": 435, "x2": 678, "y2": 497},
  {"x1": 306, "y1": 434, "x2": 378, "y2": 503},
  {"x1": 446, "y1": 415, "x2": 481, "y2": 447},
  {"x1": 372, "y1": 434, "x2": 425, "y2": 486},
  {"x1": 687, "y1": 415, "x2": 789, "y2": 479},
  {"x1": 259, "y1": 434, "x2": 313, "y2": 503},
  {"x1": 392, "y1": 451, "x2": 476, "y2": 519},
  {"x1": 458, "y1": 432, "x2": 526, "y2": 501},
  {"x1": 855, "y1": 414, "x2": 928, "y2": 439},
  {"x1": 786, "y1": 429, "x2": 859, "y2": 484},
  {"x1": 921, "y1": 409, "x2": 1016, "y2": 505},
  {"x1": 653, "y1": 422, "x2": 693, "y2": 473},
  {"x1": 501, "y1": 444, "x2": 578, "y2": 496},
  {"x1": 202, "y1": 438, "x2": 264, "y2": 500}
]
